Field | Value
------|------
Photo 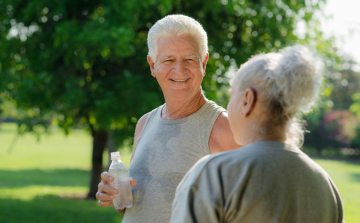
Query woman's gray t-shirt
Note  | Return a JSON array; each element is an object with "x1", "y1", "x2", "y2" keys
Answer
[{"x1": 171, "y1": 141, "x2": 344, "y2": 223}]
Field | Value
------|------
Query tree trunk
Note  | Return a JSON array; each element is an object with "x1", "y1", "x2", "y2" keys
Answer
[
  {"x1": 86, "y1": 127, "x2": 108, "y2": 199},
  {"x1": 316, "y1": 146, "x2": 322, "y2": 156},
  {"x1": 106, "y1": 130, "x2": 118, "y2": 170}
]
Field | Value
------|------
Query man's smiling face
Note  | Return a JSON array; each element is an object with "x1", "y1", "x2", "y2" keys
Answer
[{"x1": 148, "y1": 35, "x2": 208, "y2": 100}]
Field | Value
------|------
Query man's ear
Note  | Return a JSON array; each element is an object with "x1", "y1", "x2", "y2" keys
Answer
[
  {"x1": 242, "y1": 88, "x2": 257, "y2": 117},
  {"x1": 147, "y1": 55, "x2": 156, "y2": 77},
  {"x1": 202, "y1": 53, "x2": 209, "y2": 76}
]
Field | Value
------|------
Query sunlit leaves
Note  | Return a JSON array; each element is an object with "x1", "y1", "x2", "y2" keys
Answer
[{"x1": 0, "y1": 0, "x2": 337, "y2": 145}]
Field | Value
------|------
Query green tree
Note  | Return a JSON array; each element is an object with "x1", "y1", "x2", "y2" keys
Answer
[
  {"x1": 327, "y1": 59, "x2": 360, "y2": 110},
  {"x1": 0, "y1": 0, "x2": 336, "y2": 199},
  {"x1": 302, "y1": 57, "x2": 360, "y2": 155}
]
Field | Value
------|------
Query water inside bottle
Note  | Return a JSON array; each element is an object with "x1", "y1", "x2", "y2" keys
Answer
[{"x1": 109, "y1": 169, "x2": 133, "y2": 210}]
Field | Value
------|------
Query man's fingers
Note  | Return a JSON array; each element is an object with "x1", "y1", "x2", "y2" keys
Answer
[
  {"x1": 98, "y1": 199, "x2": 113, "y2": 207},
  {"x1": 100, "y1": 171, "x2": 114, "y2": 183},
  {"x1": 98, "y1": 182, "x2": 118, "y2": 194},
  {"x1": 96, "y1": 191, "x2": 115, "y2": 203},
  {"x1": 130, "y1": 177, "x2": 137, "y2": 187},
  {"x1": 97, "y1": 172, "x2": 120, "y2": 209}
]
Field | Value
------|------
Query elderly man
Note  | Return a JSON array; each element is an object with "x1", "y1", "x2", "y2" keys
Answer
[{"x1": 96, "y1": 14, "x2": 239, "y2": 223}]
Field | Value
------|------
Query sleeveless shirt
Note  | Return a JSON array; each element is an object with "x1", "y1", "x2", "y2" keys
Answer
[{"x1": 122, "y1": 100, "x2": 225, "y2": 223}]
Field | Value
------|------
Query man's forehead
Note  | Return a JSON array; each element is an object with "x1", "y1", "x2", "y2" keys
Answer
[
  {"x1": 157, "y1": 35, "x2": 199, "y2": 50},
  {"x1": 157, "y1": 46, "x2": 200, "y2": 59},
  {"x1": 158, "y1": 34, "x2": 198, "y2": 44},
  {"x1": 155, "y1": 35, "x2": 201, "y2": 60}
]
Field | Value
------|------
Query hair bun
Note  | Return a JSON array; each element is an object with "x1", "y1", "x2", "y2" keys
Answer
[{"x1": 273, "y1": 45, "x2": 323, "y2": 116}]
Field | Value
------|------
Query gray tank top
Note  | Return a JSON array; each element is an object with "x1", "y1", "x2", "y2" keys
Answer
[{"x1": 122, "y1": 100, "x2": 225, "y2": 223}]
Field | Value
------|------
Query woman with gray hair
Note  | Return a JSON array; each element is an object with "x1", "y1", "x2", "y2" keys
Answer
[{"x1": 170, "y1": 45, "x2": 344, "y2": 223}]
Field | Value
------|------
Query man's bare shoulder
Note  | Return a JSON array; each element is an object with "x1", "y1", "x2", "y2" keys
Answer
[
  {"x1": 209, "y1": 112, "x2": 241, "y2": 154},
  {"x1": 131, "y1": 112, "x2": 150, "y2": 161},
  {"x1": 136, "y1": 113, "x2": 150, "y2": 132}
]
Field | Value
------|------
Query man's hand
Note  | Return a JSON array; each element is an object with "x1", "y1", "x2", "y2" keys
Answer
[{"x1": 96, "y1": 171, "x2": 137, "y2": 216}]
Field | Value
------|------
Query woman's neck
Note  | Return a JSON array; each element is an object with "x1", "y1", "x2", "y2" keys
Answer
[
  {"x1": 162, "y1": 91, "x2": 207, "y2": 120},
  {"x1": 252, "y1": 133, "x2": 286, "y2": 144},
  {"x1": 242, "y1": 119, "x2": 287, "y2": 146}
]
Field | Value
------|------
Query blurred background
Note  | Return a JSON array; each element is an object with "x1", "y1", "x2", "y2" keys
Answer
[{"x1": 1, "y1": 0, "x2": 359, "y2": 222}]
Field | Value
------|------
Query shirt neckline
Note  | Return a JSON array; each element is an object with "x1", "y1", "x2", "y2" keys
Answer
[
  {"x1": 158, "y1": 100, "x2": 211, "y2": 125},
  {"x1": 244, "y1": 141, "x2": 302, "y2": 154}
]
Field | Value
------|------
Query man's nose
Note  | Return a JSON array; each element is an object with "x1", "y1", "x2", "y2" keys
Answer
[{"x1": 173, "y1": 60, "x2": 186, "y2": 75}]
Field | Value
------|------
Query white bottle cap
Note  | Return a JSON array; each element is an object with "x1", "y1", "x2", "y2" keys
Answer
[{"x1": 111, "y1": 151, "x2": 121, "y2": 159}]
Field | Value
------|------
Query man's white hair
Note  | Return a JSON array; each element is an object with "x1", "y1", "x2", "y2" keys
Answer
[{"x1": 147, "y1": 14, "x2": 208, "y2": 62}]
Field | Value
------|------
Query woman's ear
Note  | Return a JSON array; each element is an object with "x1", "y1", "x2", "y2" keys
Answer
[
  {"x1": 242, "y1": 88, "x2": 257, "y2": 117},
  {"x1": 147, "y1": 55, "x2": 156, "y2": 77}
]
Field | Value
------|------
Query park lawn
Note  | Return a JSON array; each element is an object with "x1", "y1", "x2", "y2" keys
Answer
[
  {"x1": 1, "y1": 123, "x2": 359, "y2": 222},
  {"x1": 0, "y1": 123, "x2": 132, "y2": 223}
]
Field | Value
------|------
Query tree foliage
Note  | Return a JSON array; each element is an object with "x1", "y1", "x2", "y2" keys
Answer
[
  {"x1": 0, "y1": 0, "x2": 336, "y2": 198},
  {"x1": 303, "y1": 57, "x2": 360, "y2": 155}
]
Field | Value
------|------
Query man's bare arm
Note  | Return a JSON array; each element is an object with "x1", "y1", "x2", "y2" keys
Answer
[
  {"x1": 97, "y1": 113, "x2": 149, "y2": 215},
  {"x1": 130, "y1": 113, "x2": 150, "y2": 161},
  {"x1": 114, "y1": 112, "x2": 149, "y2": 215},
  {"x1": 209, "y1": 112, "x2": 241, "y2": 154}
]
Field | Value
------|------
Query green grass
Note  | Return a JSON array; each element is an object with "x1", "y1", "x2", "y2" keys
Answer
[
  {"x1": 0, "y1": 123, "x2": 132, "y2": 223},
  {"x1": 1, "y1": 123, "x2": 359, "y2": 222}
]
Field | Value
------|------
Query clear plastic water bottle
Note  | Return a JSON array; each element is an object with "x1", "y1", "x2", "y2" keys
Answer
[{"x1": 109, "y1": 151, "x2": 133, "y2": 210}]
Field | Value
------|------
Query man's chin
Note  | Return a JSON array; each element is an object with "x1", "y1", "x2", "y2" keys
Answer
[{"x1": 165, "y1": 88, "x2": 196, "y2": 99}]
